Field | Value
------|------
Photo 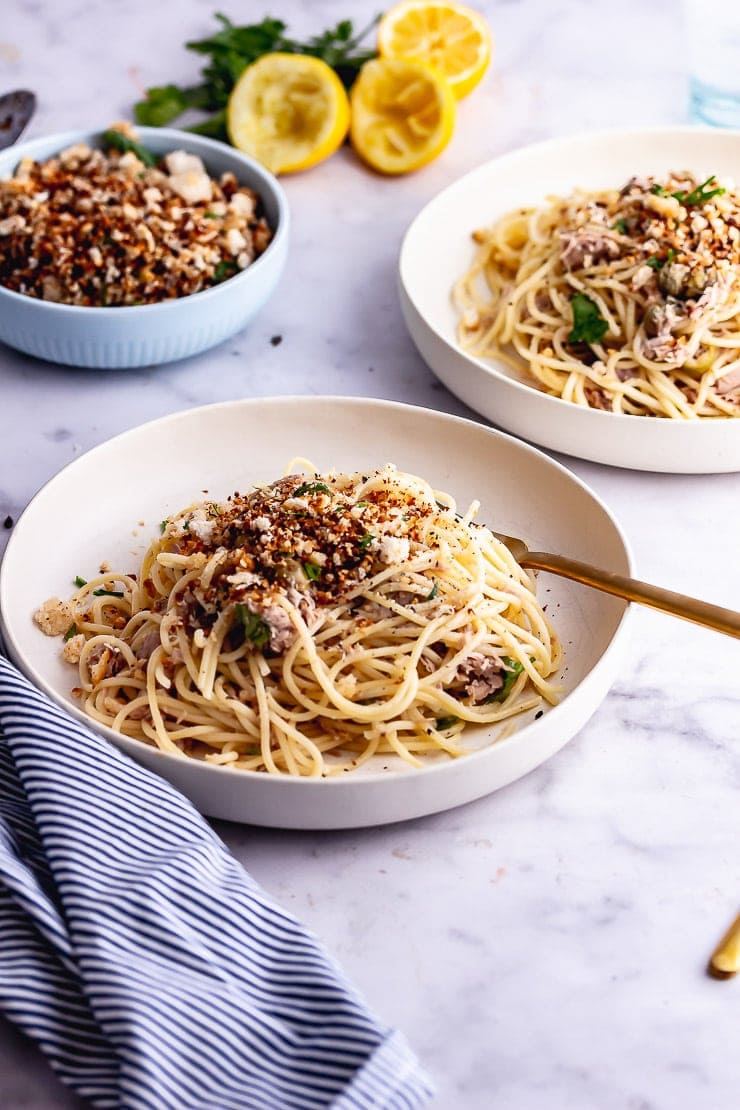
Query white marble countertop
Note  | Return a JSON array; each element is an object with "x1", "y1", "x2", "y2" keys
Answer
[{"x1": 1, "y1": 1, "x2": 739, "y2": 1107}]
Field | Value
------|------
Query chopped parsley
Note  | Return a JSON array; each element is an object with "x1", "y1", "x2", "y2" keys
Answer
[
  {"x1": 435, "y1": 715, "x2": 459, "y2": 731},
  {"x1": 92, "y1": 588, "x2": 124, "y2": 598},
  {"x1": 486, "y1": 657, "x2": 524, "y2": 703},
  {"x1": 235, "y1": 603, "x2": 271, "y2": 647},
  {"x1": 159, "y1": 519, "x2": 168, "y2": 534},
  {"x1": 294, "y1": 481, "x2": 331, "y2": 497},
  {"x1": 303, "y1": 561, "x2": 321, "y2": 581},
  {"x1": 672, "y1": 175, "x2": 726, "y2": 207},
  {"x1": 359, "y1": 532, "x2": 374, "y2": 551},
  {"x1": 426, "y1": 582, "x2": 439, "y2": 600},
  {"x1": 651, "y1": 175, "x2": 725, "y2": 207},
  {"x1": 101, "y1": 128, "x2": 157, "y2": 167},
  {"x1": 73, "y1": 576, "x2": 87, "y2": 588},
  {"x1": 612, "y1": 218, "x2": 628, "y2": 234},
  {"x1": 214, "y1": 259, "x2": 238, "y2": 282},
  {"x1": 568, "y1": 293, "x2": 608, "y2": 345},
  {"x1": 646, "y1": 248, "x2": 676, "y2": 271},
  {"x1": 63, "y1": 622, "x2": 78, "y2": 642}
]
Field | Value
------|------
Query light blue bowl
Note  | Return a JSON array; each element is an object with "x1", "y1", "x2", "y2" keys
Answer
[{"x1": 0, "y1": 127, "x2": 289, "y2": 368}]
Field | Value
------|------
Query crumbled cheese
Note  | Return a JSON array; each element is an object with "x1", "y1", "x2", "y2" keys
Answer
[
  {"x1": 229, "y1": 192, "x2": 254, "y2": 217},
  {"x1": 165, "y1": 151, "x2": 206, "y2": 177},
  {"x1": 378, "y1": 535, "x2": 410, "y2": 565},
  {"x1": 62, "y1": 633, "x2": 85, "y2": 664},
  {"x1": 186, "y1": 511, "x2": 216, "y2": 543},
  {"x1": 33, "y1": 597, "x2": 74, "y2": 636},
  {"x1": 168, "y1": 171, "x2": 213, "y2": 205},
  {"x1": 226, "y1": 227, "x2": 248, "y2": 255}
]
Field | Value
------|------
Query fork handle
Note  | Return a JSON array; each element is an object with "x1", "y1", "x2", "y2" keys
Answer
[{"x1": 522, "y1": 552, "x2": 740, "y2": 639}]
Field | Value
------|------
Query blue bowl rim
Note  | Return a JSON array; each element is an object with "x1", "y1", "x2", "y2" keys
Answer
[{"x1": 0, "y1": 125, "x2": 290, "y2": 316}]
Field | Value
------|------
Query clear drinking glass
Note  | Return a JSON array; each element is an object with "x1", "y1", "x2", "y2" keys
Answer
[{"x1": 683, "y1": 0, "x2": 740, "y2": 127}]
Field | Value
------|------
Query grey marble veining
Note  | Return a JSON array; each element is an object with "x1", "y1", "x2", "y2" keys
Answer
[{"x1": 1, "y1": 1, "x2": 739, "y2": 1108}]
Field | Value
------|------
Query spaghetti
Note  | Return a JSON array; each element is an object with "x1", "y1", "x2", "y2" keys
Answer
[
  {"x1": 35, "y1": 465, "x2": 561, "y2": 777},
  {"x1": 454, "y1": 172, "x2": 740, "y2": 417}
]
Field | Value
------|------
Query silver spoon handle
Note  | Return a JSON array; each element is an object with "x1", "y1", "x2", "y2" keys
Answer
[{"x1": 522, "y1": 551, "x2": 740, "y2": 639}]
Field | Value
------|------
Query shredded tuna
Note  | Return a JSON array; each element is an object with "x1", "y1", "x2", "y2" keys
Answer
[
  {"x1": 560, "y1": 230, "x2": 620, "y2": 271},
  {"x1": 134, "y1": 631, "x2": 161, "y2": 662},
  {"x1": 715, "y1": 365, "x2": 740, "y2": 395},
  {"x1": 456, "y1": 653, "x2": 505, "y2": 703}
]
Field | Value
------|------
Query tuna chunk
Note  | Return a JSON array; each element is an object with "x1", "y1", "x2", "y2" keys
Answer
[
  {"x1": 560, "y1": 231, "x2": 620, "y2": 271},
  {"x1": 715, "y1": 365, "x2": 740, "y2": 395},
  {"x1": 456, "y1": 653, "x2": 505, "y2": 703}
]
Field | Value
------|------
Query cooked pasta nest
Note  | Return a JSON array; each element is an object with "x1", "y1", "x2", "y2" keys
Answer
[
  {"x1": 35, "y1": 464, "x2": 561, "y2": 776},
  {"x1": 454, "y1": 172, "x2": 740, "y2": 417}
]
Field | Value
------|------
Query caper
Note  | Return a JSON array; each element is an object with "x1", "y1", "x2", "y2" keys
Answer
[
  {"x1": 644, "y1": 304, "x2": 665, "y2": 337},
  {"x1": 658, "y1": 262, "x2": 690, "y2": 297},
  {"x1": 685, "y1": 265, "x2": 717, "y2": 299}
]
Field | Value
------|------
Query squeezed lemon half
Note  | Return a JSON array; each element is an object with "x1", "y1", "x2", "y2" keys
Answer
[
  {"x1": 350, "y1": 57, "x2": 456, "y2": 175},
  {"x1": 227, "y1": 53, "x2": 351, "y2": 174},
  {"x1": 378, "y1": 1, "x2": 492, "y2": 100}
]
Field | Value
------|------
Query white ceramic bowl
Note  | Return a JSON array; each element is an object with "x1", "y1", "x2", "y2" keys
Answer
[
  {"x1": 0, "y1": 397, "x2": 632, "y2": 829},
  {"x1": 399, "y1": 126, "x2": 740, "y2": 473},
  {"x1": 0, "y1": 127, "x2": 289, "y2": 368}
]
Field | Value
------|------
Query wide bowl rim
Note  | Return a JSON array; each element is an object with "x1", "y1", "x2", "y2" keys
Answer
[
  {"x1": 0, "y1": 125, "x2": 289, "y2": 315},
  {"x1": 0, "y1": 394, "x2": 634, "y2": 791},
  {"x1": 399, "y1": 123, "x2": 740, "y2": 435}
]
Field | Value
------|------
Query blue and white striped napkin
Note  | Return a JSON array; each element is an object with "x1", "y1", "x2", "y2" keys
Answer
[{"x1": 0, "y1": 655, "x2": 433, "y2": 1109}]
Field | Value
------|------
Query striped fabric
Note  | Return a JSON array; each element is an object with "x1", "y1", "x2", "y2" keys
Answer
[{"x1": 0, "y1": 656, "x2": 433, "y2": 1109}]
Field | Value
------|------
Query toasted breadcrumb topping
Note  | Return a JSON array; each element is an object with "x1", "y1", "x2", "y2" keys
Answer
[{"x1": 0, "y1": 123, "x2": 272, "y2": 306}]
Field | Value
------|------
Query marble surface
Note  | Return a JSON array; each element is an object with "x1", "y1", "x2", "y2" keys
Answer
[{"x1": 1, "y1": 1, "x2": 739, "y2": 1107}]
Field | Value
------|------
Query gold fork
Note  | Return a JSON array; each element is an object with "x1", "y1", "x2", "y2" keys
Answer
[{"x1": 495, "y1": 532, "x2": 740, "y2": 639}]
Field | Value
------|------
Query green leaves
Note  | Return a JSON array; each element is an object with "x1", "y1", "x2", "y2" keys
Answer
[
  {"x1": 293, "y1": 481, "x2": 331, "y2": 497},
  {"x1": 359, "y1": 532, "x2": 374, "y2": 551},
  {"x1": 101, "y1": 128, "x2": 157, "y2": 167},
  {"x1": 672, "y1": 175, "x2": 726, "y2": 207},
  {"x1": 73, "y1": 575, "x2": 87, "y2": 588},
  {"x1": 214, "y1": 259, "x2": 238, "y2": 282},
  {"x1": 92, "y1": 588, "x2": 124, "y2": 598},
  {"x1": 235, "y1": 603, "x2": 271, "y2": 647},
  {"x1": 134, "y1": 13, "x2": 380, "y2": 136},
  {"x1": 303, "y1": 562, "x2": 321, "y2": 581},
  {"x1": 650, "y1": 175, "x2": 725, "y2": 207},
  {"x1": 568, "y1": 293, "x2": 608, "y2": 345},
  {"x1": 435, "y1": 716, "x2": 458, "y2": 731},
  {"x1": 63, "y1": 622, "x2": 78, "y2": 642},
  {"x1": 646, "y1": 248, "x2": 675, "y2": 271}
]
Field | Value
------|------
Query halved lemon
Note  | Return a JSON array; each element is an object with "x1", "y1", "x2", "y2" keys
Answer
[
  {"x1": 227, "y1": 53, "x2": 350, "y2": 174},
  {"x1": 378, "y1": 1, "x2": 492, "y2": 100},
  {"x1": 350, "y1": 57, "x2": 456, "y2": 175}
]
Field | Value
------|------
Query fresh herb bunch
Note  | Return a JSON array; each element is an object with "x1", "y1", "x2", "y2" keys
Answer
[{"x1": 135, "y1": 13, "x2": 380, "y2": 142}]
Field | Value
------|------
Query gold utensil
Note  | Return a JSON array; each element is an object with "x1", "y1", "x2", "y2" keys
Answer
[
  {"x1": 708, "y1": 913, "x2": 740, "y2": 979},
  {"x1": 495, "y1": 533, "x2": 740, "y2": 640}
]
